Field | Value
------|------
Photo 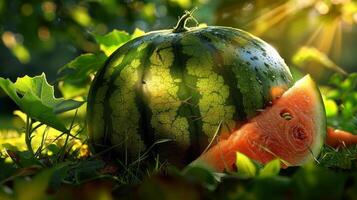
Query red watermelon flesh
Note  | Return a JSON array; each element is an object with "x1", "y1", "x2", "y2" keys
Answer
[
  {"x1": 191, "y1": 75, "x2": 326, "y2": 172},
  {"x1": 326, "y1": 127, "x2": 357, "y2": 148}
]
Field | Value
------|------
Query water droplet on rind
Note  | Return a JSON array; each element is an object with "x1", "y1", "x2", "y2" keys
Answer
[
  {"x1": 256, "y1": 77, "x2": 262, "y2": 85},
  {"x1": 280, "y1": 73, "x2": 286, "y2": 80}
]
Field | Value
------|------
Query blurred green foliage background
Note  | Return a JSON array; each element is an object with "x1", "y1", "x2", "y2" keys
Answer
[{"x1": 0, "y1": 0, "x2": 356, "y2": 128}]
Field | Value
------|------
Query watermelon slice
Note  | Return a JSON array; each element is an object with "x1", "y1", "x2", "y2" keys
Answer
[
  {"x1": 191, "y1": 75, "x2": 326, "y2": 172},
  {"x1": 326, "y1": 127, "x2": 357, "y2": 148}
]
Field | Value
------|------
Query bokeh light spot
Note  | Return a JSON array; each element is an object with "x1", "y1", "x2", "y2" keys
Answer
[
  {"x1": 42, "y1": 1, "x2": 57, "y2": 21},
  {"x1": 21, "y1": 3, "x2": 33, "y2": 16},
  {"x1": 170, "y1": 0, "x2": 192, "y2": 9},
  {"x1": 38, "y1": 26, "x2": 51, "y2": 41},
  {"x1": 2, "y1": 31, "x2": 17, "y2": 48},
  {"x1": 42, "y1": 1, "x2": 56, "y2": 13},
  {"x1": 71, "y1": 6, "x2": 92, "y2": 27},
  {"x1": 315, "y1": 1, "x2": 330, "y2": 15}
]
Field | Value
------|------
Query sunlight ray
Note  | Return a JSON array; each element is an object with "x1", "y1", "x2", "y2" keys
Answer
[
  {"x1": 305, "y1": 23, "x2": 324, "y2": 46},
  {"x1": 248, "y1": 0, "x2": 317, "y2": 35},
  {"x1": 333, "y1": 19, "x2": 342, "y2": 57},
  {"x1": 249, "y1": 2, "x2": 292, "y2": 35},
  {"x1": 316, "y1": 18, "x2": 339, "y2": 53}
]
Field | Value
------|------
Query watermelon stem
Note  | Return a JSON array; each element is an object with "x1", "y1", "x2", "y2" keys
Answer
[{"x1": 173, "y1": 7, "x2": 198, "y2": 33}]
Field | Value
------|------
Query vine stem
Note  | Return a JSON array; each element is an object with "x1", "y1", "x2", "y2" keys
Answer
[
  {"x1": 172, "y1": 7, "x2": 198, "y2": 33},
  {"x1": 58, "y1": 108, "x2": 78, "y2": 162},
  {"x1": 25, "y1": 115, "x2": 35, "y2": 156}
]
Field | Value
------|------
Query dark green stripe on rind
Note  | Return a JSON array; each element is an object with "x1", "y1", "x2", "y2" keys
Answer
[
  {"x1": 181, "y1": 34, "x2": 235, "y2": 145},
  {"x1": 87, "y1": 40, "x2": 137, "y2": 151},
  {"x1": 134, "y1": 42, "x2": 157, "y2": 151},
  {"x1": 171, "y1": 37, "x2": 205, "y2": 163},
  {"x1": 108, "y1": 43, "x2": 159, "y2": 161},
  {"x1": 212, "y1": 27, "x2": 293, "y2": 88},
  {"x1": 202, "y1": 28, "x2": 292, "y2": 117},
  {"x1": 196, "y1": 32, "x2": 247, "y2": 123},
  {"x1": 88, "y1": 34, "x2": 156, "y2": 159},
  {"x1": 101, "y1": 47, "x2": 141, "y2": 156},
  {"x1": 146, "y1": 40, "x2": 195, "y2": 165},
  {"x1": 202, "y1": 30, "x2": 264, "y2": 118}
]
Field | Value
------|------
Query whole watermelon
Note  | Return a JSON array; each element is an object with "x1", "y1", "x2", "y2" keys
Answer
[{"x1": 87, "y1": 13, "x2": 293, "y2": 165}]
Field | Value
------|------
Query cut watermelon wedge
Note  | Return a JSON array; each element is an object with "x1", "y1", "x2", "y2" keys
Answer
[
  {"x1": 326, "y1": 127, "x2": 357, "y2": 148},
  {"x1": 191, "y1": 75, "x2": 326, "y2": 172}
]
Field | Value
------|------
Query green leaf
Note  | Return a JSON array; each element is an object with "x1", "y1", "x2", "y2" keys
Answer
[
  {"x1": 341, "y1": 73, "x2": 357, "y2": 91},
  {"x1": 292, "y1": 163, "x2": 346, "y2": 200},
  {"x1": 131, "y1": 28, "x2": 146, "y2": 39},
  {"x1": 259, "y1": 159, "x2": 280, "y2": 177},
  {"x1": 73, "y1": 160, "x2": 105, "y2": 182},
  {"x1": 324, "y1": 73, "x2": 357, "y2": 132},
  {"x1": 53, "y1": 100, "x2": 84, "y2": 114},
  {"x1": 292, "y1": 46, "x2": 347, "y2": 75},
  {"x1": 251, "y1": 176, "x2": 292, "y2": 200},
  {"x1": 94, "y1": 30, "x2": 131, "y2": 56},
  {"x1": 46, "y1": 144, "x2": 60, "y2": 154},
  {"x1": 58, "y1": 53, "x2": 107, "y2": 98},
  {"x1": 58, "y1": 81, "x2": 89, "y2": 99},
  {"x1": 0, "y1": 158, "x2": 17, "y2": 182},
  {"x1": 15, "y1": 151, "x2": 41, "y2": 167},
  {"x1": 0, "y1": 74, "x2": 83, "y2": 132},
  {"x1": 12, "y1": 163, "x2": 70, "y2": 200},
  {"x1": 182, "y1": 166, "x2": 217, "y2": 191},
  {"x1": 323, "y1": 97, "x2": 338, "y2": 117},
  {"x1": 235, "y1": 152, "x2": 256, "y2": 177},
  {"x1": 58, "y1": 53, "x2": 106, "y2": 84},
  {"x1": 13, "y1": 168, "x2": 53, "y2": 200},
  {"x1": 94, "y1": 28, "x2": 145, "y2": 56}
]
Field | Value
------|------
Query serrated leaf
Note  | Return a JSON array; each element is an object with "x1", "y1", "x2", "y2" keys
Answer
[
  {"x1": 58, "y1": 53, "x2": 107, "y2": 84},
  {"x1": 0, "y1": 74, "x2": 83, "y2": 132},
  {"x1": 259, "y1": 159, "x2": 280, "y2": 177},
  {"x1": 131, "y1": 28, "x2": 145, "y2": 39},
  {"x1": 236, "y1": 152, "x2": 256, "y2": 177},
  {"x1": 94, "y1": 28, "x2": 145, "y2": 56},
  {"x1": 57, "y1": 53, "x2": 107, "y2": 98},
  {"x1": 94, "y1": 30, "x2": 131, "y2": 56}
]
